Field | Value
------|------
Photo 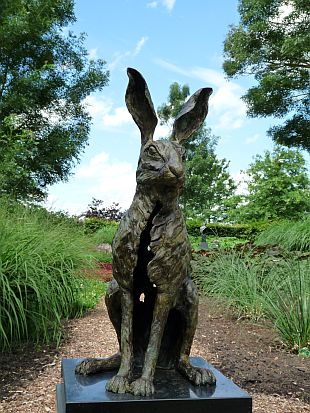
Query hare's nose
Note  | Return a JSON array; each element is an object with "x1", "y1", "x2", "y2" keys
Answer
[{"x1": 169, "y1": 163, "x2": 183, "y2": 178}]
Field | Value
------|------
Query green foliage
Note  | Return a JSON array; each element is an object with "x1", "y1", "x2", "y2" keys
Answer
[
  {"x1": 192, "y1": 251, "x2": 310, "y2": 350},
  {"x1": 0, "y1": 0, "x2": 109, "y2": 200},
  {"x1": 92, "y1": 223, "x2": 118, "y2": 245},
  {"x1": 192, "y1": 252, "x2": 273, "y2": 321},
  {"x1": 186, "y1": 220, "x2": 268, "y2": 239},
  {"x1": 237, "y1": 146, "x2": 310, "y2": 221},
  {"x1": 223, "y1": 0, "x2": 310, "y2": 150},
  {"x1": 84, "y1": 217, "x2": 119, "y2": 234},
  {"x1": 183, "y1": 134, "x2": 237, "y2": 221},
  {"x1": 157, "y1": 82, "x2": 190, "y2": 122},
  {"x1": 157, "y1": 82, "x2": 236, "y2": 222},
  {"x1": 76, "y1": 278, "x2": 107, "y2": 310},
  {"x1": 190, "y1": 235, "x2": 248, "y2": 251},
  {"x1": 264, "y1": 262, "x2": 310, "y2": 350},
  {"x1": 256, "y1": 218, "x2": 310, "y2": 251},
  {"x1": 0, "y1": 198, "x2": 104, "y2": 349}
]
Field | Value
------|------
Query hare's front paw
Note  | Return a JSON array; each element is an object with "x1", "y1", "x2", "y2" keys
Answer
[
  {"x1": 190, "y1": 366, "x2": 216, "y2": 385},
  {"x1": 106, "y1": 374, "x2": 130, "y2": 394},
  {"x1": 178, "y1": 357, "x2": 216, "y2": 386},
  {"x1": 75, "y1": 358, "x2": 96, "y2": 375},
  {"x1": 129, "y1": 377, "x2": 154, "y2": 396}
]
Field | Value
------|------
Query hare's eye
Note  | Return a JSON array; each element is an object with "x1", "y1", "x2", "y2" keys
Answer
[{"x1": 147, "y1": 145, "x2": 158, "y2": 157}]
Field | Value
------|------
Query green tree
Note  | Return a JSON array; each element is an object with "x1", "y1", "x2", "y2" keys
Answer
[
  {"x1": 238, "y1": 146, "x2": 310, "y2": 221},
  {"x1": 0, "y1": 0, "x2": 109, "y2": 200},
  {"x1": 158, "y1": 82, "x2": 236, "y2": 222},
  {"x1": 223, "y1": 0, "x2": 310, "y2": 150}
]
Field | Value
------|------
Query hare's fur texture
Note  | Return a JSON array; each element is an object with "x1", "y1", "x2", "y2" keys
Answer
[{"x1": 75, "y1": 68, "x2": 215, "y2": 396}]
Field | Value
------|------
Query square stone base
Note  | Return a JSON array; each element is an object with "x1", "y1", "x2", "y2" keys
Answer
[{"x1": 56, "y1": 357, "x2": 252, "y2": 412}]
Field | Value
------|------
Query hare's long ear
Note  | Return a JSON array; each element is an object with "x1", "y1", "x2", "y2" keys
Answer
[
  {"x1": 125, "y1": 68, "x2": 158, "y2": 145},
  {"x1": 171, "y1": 87, "x2": 212, "y2": 143}
]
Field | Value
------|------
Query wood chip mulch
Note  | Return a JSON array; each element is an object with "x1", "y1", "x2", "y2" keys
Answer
[{"x1": 0, "y1": 296, "x2": 309, "y2": 413}]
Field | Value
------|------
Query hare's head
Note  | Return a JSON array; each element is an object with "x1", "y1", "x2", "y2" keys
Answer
[{"x1": 125, "y1": 68, "x2": 212, "y2": 190}]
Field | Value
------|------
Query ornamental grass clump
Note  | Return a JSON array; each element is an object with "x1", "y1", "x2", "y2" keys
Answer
[
  {"x1": 192, "y1": 252, "x2": 272, "y2": 321},
  {"x1": 263, "y1": 260, "x2": 310, "y2": 351},
  {"x1": 256, "y1": 218, "x2": 310, "y2": 252},
  {"x1": 0, "y1": 200, "x2": 96, "y2": 350},
  {"x1": 192, "y1": 249, "x2": 310, "y2": 351}
]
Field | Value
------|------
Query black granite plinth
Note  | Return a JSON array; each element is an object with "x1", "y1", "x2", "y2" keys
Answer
[{"x1": 56, "y1": 357, "x2": 252, "y2": 413}]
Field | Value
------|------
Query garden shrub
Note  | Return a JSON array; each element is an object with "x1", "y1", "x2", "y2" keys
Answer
[{"x1": 84, "y1": 217, "x2": 119, "y2": 234}]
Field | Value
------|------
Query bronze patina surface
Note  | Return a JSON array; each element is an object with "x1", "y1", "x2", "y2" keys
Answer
[{"x1": 76, "y1": 68, "x2": 215, "y2": 396}]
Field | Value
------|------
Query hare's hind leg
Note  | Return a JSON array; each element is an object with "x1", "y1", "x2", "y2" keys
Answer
[
  {"x1": 106, "y1": 288, "x2": 134, "y2": 394},
  {"x1": 177, "y1": 279, "x2": 216, "y2": 386},
  {"x1": 75, "y1": 279, "x2": 122, "y2": 375}
]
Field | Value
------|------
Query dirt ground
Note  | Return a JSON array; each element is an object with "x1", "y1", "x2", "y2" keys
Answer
[{"x1": 0, "y1": 296, "x2": 309, "y2": 413}]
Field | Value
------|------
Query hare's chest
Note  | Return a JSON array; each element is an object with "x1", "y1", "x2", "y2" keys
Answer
[{"x1": 149, "y1": 212, "x2": 183, "y2": 248}]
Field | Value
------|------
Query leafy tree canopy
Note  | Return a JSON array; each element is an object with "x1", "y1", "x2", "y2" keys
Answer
[
  {"x1": 0, "y1": 0, "x2": 109, "y2": 200},
  {"x1": 223, "y1": 0, "x2": 310, "y2": 150},
  {"x1": 236, "y1": 145, "x2": 310, "y2": 221},
  {"x1": 158, "y1": 82, "x2": 236, "y2": 222}
]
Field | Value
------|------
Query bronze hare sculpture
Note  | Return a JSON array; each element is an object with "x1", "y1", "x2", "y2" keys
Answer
[{"x1": 76, "y1": 68, "x2": 215, "y2": 396}]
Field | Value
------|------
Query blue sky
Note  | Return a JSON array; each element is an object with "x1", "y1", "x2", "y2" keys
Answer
[{"x1": 46, "y1": 0, "x2": 306, "y2": 215}]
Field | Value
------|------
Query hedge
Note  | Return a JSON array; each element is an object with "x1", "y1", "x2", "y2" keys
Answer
[{"x1": 186, "y1": 220, "x2": 270, "y2": 240}]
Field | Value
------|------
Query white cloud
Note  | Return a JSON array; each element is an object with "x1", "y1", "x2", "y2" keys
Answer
[
  {"x1": 153, "y1": 122, "x2": 171, "y2": 140},
  {"x1": 162, "y1": 0, "x2": 176, "y2": 11},
  {"x1": 245, "y1": 133, "x2": 260, "y2": 145},
  {"x1": 147, "y1": 0, "x2": 176, "y2": 11},
  {"x1": 190, "y1": 67, "x2": 225, "y2": 87},
  {"x1": 84, "y1": 95, "x2": 113, "y2": 119},
  {"x1": 154, "y1": 58, "x2": 247, "y2": 130},
  {"x1": 83, "y1": 95, "x2": 134, "y2": 129},
  {"x1": 88, "y1": 48, "x2": 98, "y2": 59},
  {"x1": 76, "y1": 152, "x2": 136, "y2": 209},
  {"x1": 45, "y1": 152, "x2": 137, "y2": 215},
  {"x1": 232, "y1": 172, "x2": 249, "y2": 196},
  {"x1": 133, "y1": 36, "x2": 149, "y2": 56},
  {"x1": 147, "y1": 1, "x2": 158, "y2": 8},
  {"x1": 102, "y1": 106, "x2": 133, "y2": 127},
  {"x1": 108, "y1": 37, "x2": 149, "y2": 71},
  {"x1": 154, "y1": 58, "x2": 188, "y2": 76},
  {"x1": 210, "y1": 82, "x2": 247, "y2": 130}
]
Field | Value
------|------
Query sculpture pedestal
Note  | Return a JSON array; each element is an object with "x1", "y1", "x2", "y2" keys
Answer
[{"x1": 56, "y1": 357, "x2": 252, "y2": 413}]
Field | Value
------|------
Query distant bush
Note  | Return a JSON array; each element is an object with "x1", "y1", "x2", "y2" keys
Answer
[
  {"x1": 187, "y1": 221, "x2": 269, "y2": 239},
  {"x1": 82, "y1": 198, "x2": 124, "y2": 221},
  {"x1": 84, "y1": 217, "x2": 119, "y2": 234}
]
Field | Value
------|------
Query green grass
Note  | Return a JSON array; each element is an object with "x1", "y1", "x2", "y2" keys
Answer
[
  {"x1": 0, "y1": 199, "x2": 106, "y2": 350},
  {"x1": 192, "y1": 250, "x2": 310, "y2": 351},
  {"x1": 256, "y1": 218, "x2": 310, "y2": 251},
  {"x1": 76, "y1": 278, "x2": 107, "y2": 310},
  {"x1": 90, "y1": 221, "x2": 118, "y2": 264},
  {"x1": 190, "y1": 235, "x2": 248, "y2": 251},
  {"x1": 263, "y1": 260, "x2": 310, "y2": 351},
  {"x1": 93, "y1": 223, "x2": 118, "y2": 245}
]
